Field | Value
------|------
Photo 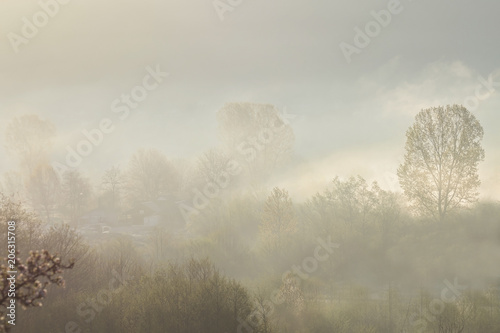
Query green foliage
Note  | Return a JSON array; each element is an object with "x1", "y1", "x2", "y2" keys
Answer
[
  {"x1": 398, "y1": 105, "x2": 485, "y2": 221},
  {"x1": 90, "y1": 258, "x2": 253, "y2": 333},
  {"x1": 303, "y1": 176, "x2": 406, "y2": 240}
]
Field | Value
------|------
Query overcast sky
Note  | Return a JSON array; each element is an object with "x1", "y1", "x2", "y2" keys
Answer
[{"x1": 1, "y1": 0, "x2": 499, "y2": 199}]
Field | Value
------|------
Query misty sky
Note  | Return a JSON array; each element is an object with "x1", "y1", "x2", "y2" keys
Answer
[{"x1": 1, "y1": 0, "x2": 499, "y2": 199}]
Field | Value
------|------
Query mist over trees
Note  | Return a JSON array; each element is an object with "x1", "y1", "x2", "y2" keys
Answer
[
  {"x1": 4, "y1": 115, "x2": 56, "y2": 177},
  {"x1": 217, "y1": 103, "x2": 295, "y2": 182},
  {"x1": 260, "y1": 187, "x2": 297, "y2": 255},
  {"x1": 1, "y1": 103, "x2": 499, "y2": 333},
  {"x1": 124, "y1": 148, "x2": 180, "y2": 204},
  {"x1": 26, "y1": 164, "x2": 61, "y2": 223}
]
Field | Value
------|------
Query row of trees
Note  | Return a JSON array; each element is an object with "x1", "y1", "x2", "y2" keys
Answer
[
  {"x1": 90, "y1": 259, "x2": 254, "y2": 333},
  {"x1": 0, "y1": 103, "x2": 496, "y2": 332},
  {"x1": 0, "y1": 148, "x2": 179, "y2": 225},
  {"x1": 1, "y1": 103, "x2": 296, "y2": 225},
  {"x1": 3, "y1": 182, "x2": 500, "y2": 332},
  {"x1": 4, "y1": 104, "x2": 485, "y2": 225}
]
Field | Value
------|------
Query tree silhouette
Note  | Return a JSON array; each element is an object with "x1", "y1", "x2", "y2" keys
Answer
[
  {"x1": 259, "y1": 187, "x2": 297, "y2": 254},
  {"x1": 4, "y1": 115, "x2": 56, "y2": 177},
  {"x1": 398, "y1": 105, "x2": 485, "y2": 221}
]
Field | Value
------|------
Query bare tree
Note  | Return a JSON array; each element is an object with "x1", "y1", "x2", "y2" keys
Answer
[
  {"x1": 125, "y1": 149, "x2": 180, "y2": 205},
  {"x1": 259, "y1": 187, "x2": 297, "y2": 254},
  {"x1": 252, "y1": 291, "x2": 276, "y2": 333},
  {"x1": 39, "y1": 223, "x2": 93, "y2": 292},
  {"x1": 197, "y1": 148, "x2": 232, "y2": 185},
  {"x1": 325, "y1": 176, "x2": 377, "y2": 233},
  {"x1": 101, "y1": 166, "x2": 124, "y2": 209}
]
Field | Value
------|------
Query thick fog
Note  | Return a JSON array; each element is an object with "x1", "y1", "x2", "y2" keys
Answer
[{"x1": 0, "y1": 1, "x2": 499, "y2": 332}]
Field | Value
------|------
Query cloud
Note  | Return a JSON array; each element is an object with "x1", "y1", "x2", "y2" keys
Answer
[
  {"x1": 0, "y1": 1, "x2": 498, "y2": 200},
  {"x1": 358, "y1": 60, "x2": 499, "y2": 116}
]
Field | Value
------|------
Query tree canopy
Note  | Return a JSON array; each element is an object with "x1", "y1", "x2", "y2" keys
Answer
[{"x1": 398, "y1": 105, "x2": 485, "y2": 221}]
